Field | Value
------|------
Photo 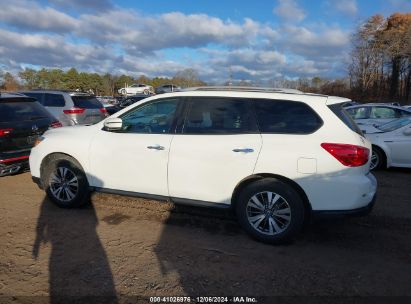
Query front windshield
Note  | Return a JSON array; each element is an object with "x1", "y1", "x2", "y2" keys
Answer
[{"x1": 377, "y1": 117, "x2": 411, "y2": 132}]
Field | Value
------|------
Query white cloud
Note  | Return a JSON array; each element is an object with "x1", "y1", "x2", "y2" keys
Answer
[
  {"x1": 273, "y1": 0, "x2": 306, "y2": 23},
  {"x1": 0, "y1": 0, "x2": 350, "y2": 81},
  {"x1": 0, "y1": 0, "x2": 78, "y2": 33},
  {"x1": 335, "y1": 0, "x2": 358, "y2": 15}
]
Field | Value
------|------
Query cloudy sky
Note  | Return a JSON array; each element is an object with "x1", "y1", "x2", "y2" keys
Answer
[{"x1": 0, "y1": 0, "x2": 410, "y2": 83}]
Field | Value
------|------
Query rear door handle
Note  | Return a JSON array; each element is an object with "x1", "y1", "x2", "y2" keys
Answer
[
  {"x1": 147, "y1": 145, "x2": 165, "y2": 150},
  {"x1": 232, "y1": 148, "x2": 254, "y2": 153}
]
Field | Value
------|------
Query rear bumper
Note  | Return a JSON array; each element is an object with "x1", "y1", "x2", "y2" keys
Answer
[{"x1": 312, "y1": 193, "x2": 376, "y2": 218}]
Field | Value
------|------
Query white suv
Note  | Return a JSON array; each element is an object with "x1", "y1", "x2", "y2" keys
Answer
[{"x1": 30, "y1": 87, "x2": 377, "y2": 244}]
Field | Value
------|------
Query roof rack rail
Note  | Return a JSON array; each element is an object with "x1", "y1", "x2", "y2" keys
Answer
[{"x1": 182, "y1": 86, "x2": 303, "y2": 94}]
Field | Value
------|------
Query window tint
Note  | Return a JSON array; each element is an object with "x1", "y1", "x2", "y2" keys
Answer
[
  {"x1": 254, "y1": 99, "x2": 322, "y2": 134},
  {"x1": 400, "y1": 110, "x2": 411, "y2": 117},
  {"x1": 71, "y1": 96, "x2": 103, "y2": 109},
  {"x1": 120, "y1": 98, "x2": 179, "y2": 134},
  {"x1": 0, "y1": 99, "x2": 52, "y2": 122},
  {"x1": 328, "y1": 104, "x2": 363, "y2": 135},
  {"x1": 44, "y1": 94, "x2": 65, "y2": 107},
  {"x1": 347, "y1": 107, "x2": 369, "y2": 119},
  {"x1": 183, "y1": 98, "x2": 257, "y2": 134},
  {"x1": 370, "y1": 107, "x2": 397, "y2": 119},
  {"x1": 22, "y1": 93, "x2": 44, "y2": 104}
]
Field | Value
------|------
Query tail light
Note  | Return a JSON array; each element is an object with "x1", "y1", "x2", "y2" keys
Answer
[
  {"x1": 321, "y1": 143, "x2": 369, "y2": 167},
  {"x1": 50, "y1": 121, "x2": 63, "y2": 128},
  {"x1": 63, "y1": 107, "x2": 85, "y2": 114},
  {"x1": 99, "y1": 108, "x2": 109, "y2": 116},
  {"x1": 0, "y1": 128, "x2": 13, "y2": 137}
]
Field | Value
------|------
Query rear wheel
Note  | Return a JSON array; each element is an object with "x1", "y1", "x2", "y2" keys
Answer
[
  {"x1": 43, "y1": 156, "x2": 90, "y2": 208},
  {"x1": 143, "y1": 89, "x2": 149, "y2": 95},
  {"x1": 236, "y1": 178, "x2": 305, "y2": 244},
  {"x1": 120, "y1": 89, "x2": 126, "y2": 95}
]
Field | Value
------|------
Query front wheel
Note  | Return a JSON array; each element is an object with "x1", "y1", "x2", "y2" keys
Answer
[
  {"x1": 43, "y1": 156, "x2": 90, "y2": 208},
  {"x1": 370, "y1": 147, "x2": 385, "y2": 170},
  {"x1": 236, "y1": 178, "x2": 305, "y2": 244}
]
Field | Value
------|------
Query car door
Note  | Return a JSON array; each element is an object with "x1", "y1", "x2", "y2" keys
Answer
[
  {"x1": 347, "y1": 107, "x2": 370, "y2": 126},
  {"x1": 168, "y1": 97, "x2": 262, "y2": 205},
  {"x1": 384, "y1": 124, "x2": 411, "y2": 166},
  {"x1": 89, "y1": 97, "x2": 181, "y2": 196}
]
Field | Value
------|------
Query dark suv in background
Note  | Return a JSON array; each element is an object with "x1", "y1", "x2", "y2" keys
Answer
[
  {"x1": 19, "y1": 90, "x2": 108, "y2": 126},
  {"x1": 0, "y1": 92, "x2": 61, "y2": 176}
]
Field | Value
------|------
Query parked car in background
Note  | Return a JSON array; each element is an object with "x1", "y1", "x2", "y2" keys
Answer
[
  {"x1": 0, "y1": 92, "x2": 61, "y2": 176},
  {"x1": 345, "y1": 104, "x2": 411, "y2": 133},
  {"x1": 30, "y1": 87, "x2": 376, "y2": 244},
  {"x1": 403, "y1": 105, "x2": 411, "y2": 110},
  {"x1": 155, "y1": 84, "x2": 181, "y2": 94},
  {"x1": 364, "y1": 117, "x2": 411, "y2": 170},
  {"x1": 103, "y1": 94, "x2": 153, "y2": 115},
  {"x1": 118, "y1": 84, "x2": 154, "y2": 96},
  {"x1": 19, "y1": 90, "x2": 108, "y2": 126}
]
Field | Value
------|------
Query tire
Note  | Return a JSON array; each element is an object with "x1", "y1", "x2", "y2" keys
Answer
[
  {"x1": 235, "y1": 178, "x2": 305, "y2": 244},
  {"x1": 370, "y1": 147, "x2": 385, "y2": 170},
  {"x1": 143, "y1": 89, "x2": 149, "y2": 95},
  {"x1": 42, "y1": 155, "x2": 90, "y2": 208},
  {"x1": 120, "y1": 89, "x2": 126, "y2": 95}
]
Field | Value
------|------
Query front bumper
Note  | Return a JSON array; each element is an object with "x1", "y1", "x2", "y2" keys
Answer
[{"x1": 0, "y1": 155, "x2": 29, "y2": 176}]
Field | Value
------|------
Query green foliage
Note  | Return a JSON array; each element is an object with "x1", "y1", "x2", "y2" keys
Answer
[{"x1": 15, "y1": 68, "x2": 207, "y2": 95}]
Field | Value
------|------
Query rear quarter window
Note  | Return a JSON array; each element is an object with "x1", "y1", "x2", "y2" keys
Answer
[
  {"x1": 329, "y1": 104, "x2": 363, "y2": 136},
  {"x1": 44, "y1": 93, "x2": 65, "y2": 107},
  {"x1": 71, "y1": 96, "x2": 103, "y2": 109},
  {"x1": 254, "y1": 99, "x2": 323, "y2": 134}
]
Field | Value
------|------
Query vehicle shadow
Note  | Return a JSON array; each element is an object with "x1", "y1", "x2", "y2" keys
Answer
[
  {"x1": 153, "y1": 199, "x2": 411, "y2": 296},
  {"x1": 32, "y1": 196, "x2": 117, "y2": 303}
]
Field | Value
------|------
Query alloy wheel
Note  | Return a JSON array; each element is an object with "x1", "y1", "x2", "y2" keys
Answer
[
  {"x1": 370, "y1": 151, "x2": 379, "y2": 170},
  {"x1": 246, "y1": 191, "x2": 291, "y2": 235},
  {"x1": 49, "y1": 167, "x2": 79, "y2": 202}
]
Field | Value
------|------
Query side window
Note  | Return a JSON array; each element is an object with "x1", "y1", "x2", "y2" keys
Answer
[
  {"x1": 182, "y1": 98, "x2": 257, "y2": 134},
  {"x1": 44, "y1": 94, "x2": 65, "y2": 107},
  {"x1": 120, "y1": 98, "x2": 179, "y2": 134},
  {"x1": 399, "y1": 110, "x2": 411, "y2": 117},
  {"x1": 370, "y1": 107, "x2": 397, "y2": 119},
  {"x1": 347, "y1": 107, "x2": 369, "y2": 119},
  {"x1": 254, "y1": 99, "x2": 323, "y2": 134}
]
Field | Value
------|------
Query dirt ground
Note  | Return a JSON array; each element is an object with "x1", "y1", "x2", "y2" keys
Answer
[{"x1": 1, "y1": 169, "x2": 411, "y2": 302}]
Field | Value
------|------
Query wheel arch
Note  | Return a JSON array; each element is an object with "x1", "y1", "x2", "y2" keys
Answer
[
  {"x1": 372, "y1": 144, "x2": 388, "y2": 168},
  {"x1": 40, "y1": 152, "x2": 88, "y2": 184},
  {"x1": 231, "y1": 173, "x2": 312, "y2": 221}
]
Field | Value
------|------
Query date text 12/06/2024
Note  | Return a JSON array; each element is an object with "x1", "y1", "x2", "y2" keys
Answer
[{"x1": 149, "y1": 296, "x2": 258, "y2": 303}]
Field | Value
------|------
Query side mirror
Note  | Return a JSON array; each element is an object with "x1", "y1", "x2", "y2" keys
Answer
[
  {"x1": 104, "y1": 117, "x2": 123, "y2": 131},
  {"x1": 403, "y1": 127, "x2": 411, "y2": 136}
]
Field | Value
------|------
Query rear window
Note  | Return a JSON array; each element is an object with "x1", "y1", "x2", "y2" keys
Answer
[
  {"x1": 0, "y1": 98, "x2": 51, "y2": 122},
  {"x1": 71, "y1": 96, "x2": 103, "y2": 109},
  {"x1": 254, "y1": 99, "x2": 323, "y2": 134},
  {"x1": 329, "y1": 104, "x2": 363, "y2": 135}
]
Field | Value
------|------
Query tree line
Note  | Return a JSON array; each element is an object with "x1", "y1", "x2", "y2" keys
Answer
[{"x1": 0, "y1": 68, "x2": 206, "y2": 96}]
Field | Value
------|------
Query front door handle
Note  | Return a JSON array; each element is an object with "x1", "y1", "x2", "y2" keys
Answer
[
  {"x1": 147, "y1": 145, "x2": 165, "y2": 150},
  {"x1": 232, "y1": 148, "x2": 254, "y2": 153}
]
